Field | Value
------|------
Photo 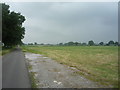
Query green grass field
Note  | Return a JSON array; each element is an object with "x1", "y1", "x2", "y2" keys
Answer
[{"x1": 22, "y1": 45, "x2": 118, "y2": 88}]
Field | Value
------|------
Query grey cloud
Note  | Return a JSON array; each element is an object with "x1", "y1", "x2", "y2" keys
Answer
[{"x1": 7, "y1": 2, "x2": 118, "y2": 44}]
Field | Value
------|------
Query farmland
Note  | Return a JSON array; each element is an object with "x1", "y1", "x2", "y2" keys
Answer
[{"x1": 22, "y1": 45, "x2": 118, "y2": 87}]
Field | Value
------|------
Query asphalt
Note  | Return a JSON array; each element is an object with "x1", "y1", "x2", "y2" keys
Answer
[{"x1": 2, "y1": 48, "x2": 31, "y2": 88}]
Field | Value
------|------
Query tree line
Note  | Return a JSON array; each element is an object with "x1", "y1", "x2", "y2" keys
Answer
[
  {"x1": 25, "y1": 40, "x2": 119, "y2": 46},
  {"x1": 59, "y1": 40, "x2": 119, "y2": 46}
]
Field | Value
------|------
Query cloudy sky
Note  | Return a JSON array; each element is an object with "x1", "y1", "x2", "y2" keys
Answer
[{"x1": 6, "y1": 2, "x2": 118, "y2": 44}]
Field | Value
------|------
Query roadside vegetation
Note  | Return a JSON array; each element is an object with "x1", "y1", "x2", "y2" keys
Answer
[
  {"x1": 2, "y1": 47, "x2": 14, "y2": 55},
  {"x1": 27, "y1": 64, "x2": 38, "y2": 88},
  {"x1": 0, "y1": 51, "x2": 2, "y2": 56},
  {"x1": 22, "y1": 45, "x2": 118, "y2": 88},
  {"x1": 0, "y1": 45, "x2": 2, "y2": 55}
]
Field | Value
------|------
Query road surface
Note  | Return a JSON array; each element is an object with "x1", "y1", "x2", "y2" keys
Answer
[{"x1": 3, "y1": 48, "x2": 31, "y2": 88}]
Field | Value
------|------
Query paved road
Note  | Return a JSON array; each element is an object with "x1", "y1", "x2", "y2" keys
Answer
[{"x1": 3, "y1": 48, "x2": 31, "y2": 88}]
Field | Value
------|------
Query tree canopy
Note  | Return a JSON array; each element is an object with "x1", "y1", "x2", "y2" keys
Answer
[
  {"x1": 108, "y1": 40, "x2": 114, "y2": 46},
  {"x1": 2, "y1": 3, "x2": 25, "y2": 47},
  {"x1": 99, "y1": 42, "x2": 104, "y2": 46},
  {"x1": 88, "y1": 40, "x2": 94, "y2": 46}
]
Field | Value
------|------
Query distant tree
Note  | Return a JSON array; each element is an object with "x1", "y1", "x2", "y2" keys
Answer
[
  {"x1": 105, "y1": 43, "x2": 109, "y2": 46},
  {"x1": 114, "y1": 41, "x2": 119, "y2": 46},
  {"x1": 74, "y1": 42, "x2": 79, "y2": 46},
  {"x1": 28, "y1": 43, "x2": 33, "y2": 45},
  {"x1": 88, "y1": 40, "x2": 94, "y2": 46},
  {"x1": 2, "y1": 3, "x2": 25, "y2": 47},
  {"x1": 46, "y1": 44, "x2": 51, "y2": 46},
  {"x1": 59, "y1": 43, "x2": 63, "y2": 46},
  {"x1": 22, "y1": 43, "x2": 27, "y2": 45},
  {"x1": 34, "y1": 42, "x2": 37, "y2": 45},
  {"x1": 40, "y1": 43, "x2": 44, "y2": 45},
  {"x1": 99, "y1": 42, "x2": 104, "y2": 46},
  {"x1": 108, "y1": 40, "x2": 114, "y2": 46},
  {"x1": 64, "y1": 43, "x2": 68, "y2": 46},
  {"x1": 67, "y1": 42, "x2": 74, "y2": 46},
  {"x1": 81, "y1": 43, "x2": 87, "y2": 46},
  {"x1": 78, "y1": 42, "x2": 81, "y2": 46}
]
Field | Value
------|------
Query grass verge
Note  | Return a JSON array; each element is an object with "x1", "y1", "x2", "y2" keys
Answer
[
  {"x1": 0, "y1": 46, "x2": 1, "y2": 55},
  {"x1": 2, "y1": 48, "x2": 14, "y2": 55},
  {"x1": 27, "y1": 63, "x2": 38, "y2": 88}
]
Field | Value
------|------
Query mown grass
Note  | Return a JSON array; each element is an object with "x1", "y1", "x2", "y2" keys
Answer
[{"x1": 22, "y1": 45, "x2": 118, "y2": 88}]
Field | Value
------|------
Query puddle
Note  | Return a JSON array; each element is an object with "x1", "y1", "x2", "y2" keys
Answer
[
  {"x1": 53, "y1": 80, "x2": 62, "y2": 85},
  {"x1": 43, "y1": 57, "x2": 48, "y2": 59},
  {"x1": 25, "y1": 53, "x2": 42, "y2": 60},
  {"x1": 35, "y1": 73, "x2": 38, "y2": 77},
  {"x1": 29, "y1": 69, "x2": 38, "y2": 73},
  {"x1": 29, "y1": 62, "x2": 37, "y2": 65}
]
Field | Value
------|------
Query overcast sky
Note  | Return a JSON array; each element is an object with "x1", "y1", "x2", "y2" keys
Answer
[{"x1": 6, "y1": 2, "x2": 118, "y2": 44}]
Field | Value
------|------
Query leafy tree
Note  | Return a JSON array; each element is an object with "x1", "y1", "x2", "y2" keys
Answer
[
  {"x1": 81, "y1": 43, "x2": 87, "y2": 46},
  {"x1": 34, "y1": 42, "x2": 37, "y2": 45},
  {"x1": 88, "y1": 40, "x2": 94, "y2": 46},
  {"x1": 59, "y1": 43, "x2": 63, "y2": 46},
  {"x1": 74, "y1": 42, "x2": 79, "y2": 46},
  {"x1": 114, "y1": 41, "x2": 119, "y2": 46},
  {"x1": 66, "y1": 42, "x2": 74, "y2": 46},
  {"x1": 78, "y1": 42, "x2": 81, "y2": 46},
  {"x1": 28, "y1": 43, "x2": 33, "y2": 45},
  {"x1": 2, "y1": 3, "x2": 25, "y2": 47},
  {"x1": 40, "y1": 43, "x2": 44, "y2": 45},
  {"x1": 108, "y1": 40, "x2": 114, "y2": 46},
  {"x1": 99, "y1": 42, "x2": 104, "y2": 46},
  {"x1": 64, "y1": 43, "x2": 68, "y2": 46}
]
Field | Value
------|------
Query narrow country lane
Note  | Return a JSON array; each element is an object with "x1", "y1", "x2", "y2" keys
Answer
[{"x1": 2, "y1": 48, "x2": 31, "y2": 88}]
